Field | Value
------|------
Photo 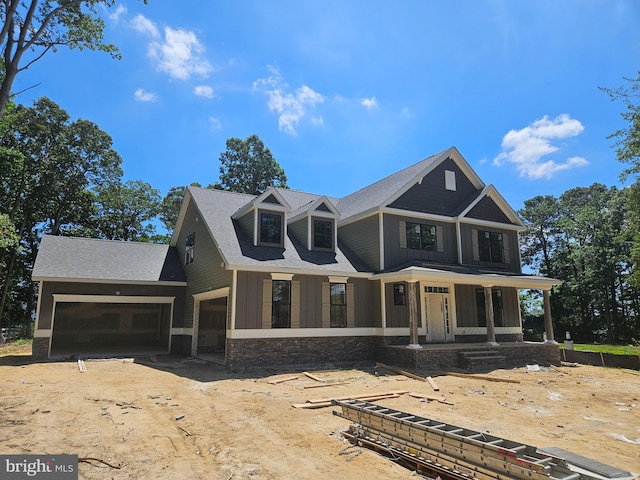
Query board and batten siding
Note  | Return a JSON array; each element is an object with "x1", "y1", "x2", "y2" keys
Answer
[
  {"x1": 384, "y1": 214, "x2": 457, "y2": 269},
  {"x1": 388, "y1": 158, "x2": 479, "y2": 216},
  {"x1": 454, "y1": 285, "x2": 520, "y2": 328},
  {"x1": 338, "y1": 215, "x2": 380, "y2": 271},
  {"x1": 177, "y1": 200, "x2": 233, "y2": 329},
  {"x1": 459, "y1": 223, "x2": 520, "y2": 273},
  {"x1": 36, "y1": 281, "x2": 185, "y2": 330},
  {"x1": 384, "y1": 282, "x2": 423, "y2": 328}
]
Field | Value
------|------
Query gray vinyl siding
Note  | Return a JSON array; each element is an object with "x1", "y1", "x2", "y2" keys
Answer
[
  {"x1": 234, "y1": 272, "x2": 378, "y2": 329},
  {"x1": 288, "y1": 217, "x2": 308, "y2": 249},
  {"x1": 236, "y1": 210, "x2": 254, "y2": 242},
  {"x1": 455, "y1": 285, "x2": 520, "y2": 327},
  {"x1": 338, "y1": 215, "x2": 380, "y2": 271},
  {"x1": 37, "y1": 281, "x2": 185, "y2": 330},
  {"x1": 235, "y1": 271, "x2": 269, "y2": 329},
  {"x1": 384, "y1": 282, "x2": 422, "y2": 328},
  {"x1": 388, "y1": 158, "x2": 479, "y2": 216},
  {"x1": 459, "y1": 223, "x2": 520, "y2": 273},
  {"x1": 177, "y1": 199, "x2": 233, "y2": 328},
  {"x1": 384, "y1": 214, "x2": 457, "y2": 268},
  {"x1": 466, "y1": 196, "x2": 514, "y2": 224}
]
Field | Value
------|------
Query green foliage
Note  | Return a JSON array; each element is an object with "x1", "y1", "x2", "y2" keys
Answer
[
  {"x1": 560, "y1": 344, "x2": 640, "y2": 355},
  {"x1": 160, "y1": 183, "x2": 202, "y2": 235},
  {"x1": 0, "y1": 213, "x2": 18, "y2": 249},
  {"x1": 213, "y1": 134, "x2": 288, "y2": 195},
  {"x1": 519, "y1": 184, "x2": 639, "y2": 343},
  {"x1": 0, "y1": 1, "x2": 146, "y2": 116}
]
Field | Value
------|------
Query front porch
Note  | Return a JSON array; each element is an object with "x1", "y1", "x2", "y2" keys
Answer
[{"x1": 378, "y1": 341, "x2": 561, "y2": 370}]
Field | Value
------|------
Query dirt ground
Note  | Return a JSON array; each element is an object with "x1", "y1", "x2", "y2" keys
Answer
[{"x1": 0, "y1": 343, "x2": 639, "y2": 480}]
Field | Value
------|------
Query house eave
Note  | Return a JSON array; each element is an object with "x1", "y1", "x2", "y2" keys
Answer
[
  {"x1": 32, "y1": 276, "x2": 188, "y2": 287},
  {"x1": 225, "y1": 264, "x2": 372, "y2": 278}
]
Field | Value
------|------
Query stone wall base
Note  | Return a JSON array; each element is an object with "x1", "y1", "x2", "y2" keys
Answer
[
  {"x1": 170, "y1": 335, "x2": 192, "y2": 355},
  {"x1": 32, "y1": 337, "x2": 50, "y2": 360},
  {"x1": 226, "y1": 336, "x2": 377, "y2": 371}
]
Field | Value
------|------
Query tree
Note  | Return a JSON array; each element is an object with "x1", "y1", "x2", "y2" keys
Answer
[
  {"x1": 92, "y1": 180, "x2": 162, "y2": 242},
  {"x1": 160, "y1": 183, "x2": 201, "y2": 235},
  {"x1": 0, "y1": 0, "x2": 147, "y2": 117},
  {"x1": 212, "y1": 134, "x2": 288, "y2": 195}
]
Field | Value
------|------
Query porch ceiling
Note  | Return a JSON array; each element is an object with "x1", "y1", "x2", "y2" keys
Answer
[{"x1": 373, "y1": 264, "x2": 561, "y2": 290}]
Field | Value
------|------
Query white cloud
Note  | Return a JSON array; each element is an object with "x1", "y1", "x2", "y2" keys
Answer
[
  {"x1": 493, "y1": 114, "x2": 588, "y2": 179},
  {"x1": 194, "y1": 85, "x2": 214, "y2": 98},
  {"x1": 132, "y1": 16, "x2": 211, "y2": 81},
  {"x1": 401, "y1": 107, "x2": 412, "y2": 118},
  {"x1": 134, "y1": 89, "x2": 158, "y2": 102},
  {"x1": 310, "y1": 116, "x2": 324, "y2": 126},
  {"x1": 209, "y1": 117, "x2": 222, "y2": 130},
  {"x1": 149, "y1": 27, "x2": 212, "y2": 80},
  {"x1": 360, "y1": 96, "x2": 378, "y2": 110},
  {"x1": 253, "y1": 66, "x2": 324, "y2": 136},
  {"x1": 108, "y1": 4, "x2": 127, "y2": 22},
  {"x1": 130, "y1": 14, "x2": 159, "y2": 38}
]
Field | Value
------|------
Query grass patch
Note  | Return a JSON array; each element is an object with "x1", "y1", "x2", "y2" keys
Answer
[
  {"x1": 560, "y1": 343, "x2": 640, "y2": 356},
  {"x1": 0, "y1": 338, "x2": 32, "y2": 355}
]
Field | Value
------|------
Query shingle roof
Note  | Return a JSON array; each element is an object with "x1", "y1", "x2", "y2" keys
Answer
[
  {"x1": 32, "y1": 235, "x2": 186, "y2": 283},
  {"x1": 188, "y1": 186, "x2": 372, "y2": 273},
  {"x1": 335, "y1": 148, "x2": 450, "y2": 219}
]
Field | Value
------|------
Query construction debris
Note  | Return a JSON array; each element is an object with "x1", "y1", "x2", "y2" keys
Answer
[
  {"x1": 302, "y1": 381, "x2": 350, "y2": 389},
  {"x1": 77, "y1": 359, "x2": 86, "y2": 373},
  {"x1": 302, "y1": 371, "x2": 325, "y2": 382},
  {"x1": 267, "y1": 375, "x2": 299, "y2": 384},
  {"x1": 426, "y1": 376, "x2": 440, "y2": 391},
  {"x1": 407, "y1": 392, "x2": 453, "y2": 405},
  {"x1": 375, "y1": 362, "x2": 430, "y2": 382},
  {"x1": 444, "y1": 371, "x2": 520, "y2": 384},
  {"x1": 292, "y1": 390, "x2": 408, "y2": 409}
]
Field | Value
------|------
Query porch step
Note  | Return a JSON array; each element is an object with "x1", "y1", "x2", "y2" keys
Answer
[{"x1": 458, "y1": 350, "x2": 507, "y2": 369}]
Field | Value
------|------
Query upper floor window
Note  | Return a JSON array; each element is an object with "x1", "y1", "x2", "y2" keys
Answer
[
  {"x1": 271, "y1": 280, "x2": 291, "y2": 328},
  {"x1": 330, "y1": 282, "x2": 347, "y2": 327},
  {"x1": 406, "y1": 222, "x2": 436, "y2": 251},
  {"x1": 313, "y1": 219, "x2": 333, "y2": 250},
  {"x1": 260, "y1": 212, "x2": 283, "y2": 246},
  {"x1": 478, "y1": 230, "x2": 503, "y2": 263},
  {"x1": 185, "y1": 232, "x2": 195, "y2": 265}
]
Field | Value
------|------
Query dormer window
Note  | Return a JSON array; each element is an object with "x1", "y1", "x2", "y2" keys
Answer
[
  {"x1": 259, "y1": 211, "x2": 283, "y2": 246},
  {"x1": 313, "y1": 219, "x2": 333, "y2": 250}
]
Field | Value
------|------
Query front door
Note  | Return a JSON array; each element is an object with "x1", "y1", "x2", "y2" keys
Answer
[{"x1": 424, "y1": 287, "x2": 450, "y2": 342}]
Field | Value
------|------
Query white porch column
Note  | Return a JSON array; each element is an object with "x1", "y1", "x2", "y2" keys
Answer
[
  {"x1": 543, "y1": 289, "x2": 557, "y2": 344},
  {"x1": 407, "y1": 280, "x2": 421, "y2": 349},
  {"x1": 484, "y1": 286, "x2": 498, "y2": 346}
]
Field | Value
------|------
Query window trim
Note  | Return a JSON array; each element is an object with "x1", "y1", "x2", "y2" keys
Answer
[
  {"x1": 312, "y1": 218, "x2": 334, "y2": 251},
  {"x1": 258, "y1": 210, "x2": 284, "y2": 247},
  {"x1": 406, "y1": 221, "x2": 437, "y2": 251}
]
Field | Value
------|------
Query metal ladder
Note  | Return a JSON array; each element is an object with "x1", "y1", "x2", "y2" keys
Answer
[{"x1": 332, "y1": 399, "x2": 595, "y2": 480}]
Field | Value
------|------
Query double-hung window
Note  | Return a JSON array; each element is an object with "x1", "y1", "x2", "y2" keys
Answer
[
  {"x1": 330, "y1": 283, "x2": 347, "y2": 328},
  {"x1": 475, "y1": 288, "x2": 503, "y2": 327},
  {"x1": 406, "y1": 222, "x2": 437, "y2": 250},
  {"x1": 313, "y1": 219, "x2": 333, "y2": 250},
  {"x1": 478, "y1": 230, "x2": 503, "y2": 263},
  {"x1": 271, "y1": 280, "x2": 291, "y2": 328},
  {"x1": 260, "y1": 212, "x2": 283, "y2": 246}
]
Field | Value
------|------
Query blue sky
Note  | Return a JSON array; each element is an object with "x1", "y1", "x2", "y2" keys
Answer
[{"x1": 13, "y1": 1, "x2": 640, "y2": 211}]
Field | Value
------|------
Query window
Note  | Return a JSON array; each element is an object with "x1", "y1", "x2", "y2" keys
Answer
[
  {"x1": 260, "y1": 212, "x2": 282, "y2": 245},
  {"x1": 476, "y1": 288, "x2": 503, "y2": 327},
  {"x1": 445, "y1": 170, "x2": 456, "y2": 191},
  {"x1": 478, "y1": 230, "x2": 503, "y2": 263},
  {"x1": 393, "y1": 284, "x2": 406, "y2": 306},
  {"x1": 313, "y1": 219, "x2": 333, "y2": 250},
  {"x1": 271, "y1": 280, "x2": 291, "y2": 328},
  {"x1": 406, "y1": 222, "x2": 437, "y2": 250},
  {"x1": 330, "y1": 283, "x2": 347, "y2": 327},
  {"x1": 185, "y1": 233, "x2": 195, "y2": 265}
]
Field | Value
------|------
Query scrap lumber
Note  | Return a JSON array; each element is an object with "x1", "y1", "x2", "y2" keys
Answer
[
  {"x1": 302, "y1": 371, "x2": 325, "y2": 382},
  {"x1": 292, "y1": 393, "x2": 401, "y2": 409},
  {"x1": 426, "y1": 376, "x2": 439, "y2": 391},
  {"x1": 407, "y1": 392, "x2": 454, "y2": 405},
  {"x1": 443, "y1": 372, "x2": 520, "y2": 384},
  {"x1": 376, "y1": 362, "x2": 429, "y2": 382},
  {"x1": 267, "y1": 375, "x2": 299, "y2": 384},
  {"x1": 308, "y1": 390, "x2": 408, "y2": 404},
  {"x1": 77, "y1": 359, "x2": 86, "y2": 373},
  {"x1": 302, "y1": 381, "x2": 350, "y2": 389}
]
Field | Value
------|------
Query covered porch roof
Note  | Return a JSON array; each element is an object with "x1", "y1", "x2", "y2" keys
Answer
[{"x1": 373, "y1": 262, "x2": 561, "y2": 290}]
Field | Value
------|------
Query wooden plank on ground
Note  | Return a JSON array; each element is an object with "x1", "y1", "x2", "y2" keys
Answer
[
  {"x1": 407, "y1": 392, "x2": 453, "y2": 405},
  {"x1": 302, "y1": 381, "x2": 350, "y2": 389},
  {"x1": 308, "y1": 390, "x2": 408, "y2": 404},
  {"x1": 443, "y1": 372, "x2": 520, "y2": 384},
  {"x1": 376, "y1": 362, "x2": 427, "y2": 382},
  {"x1": 302, "y1": 371, "x2": 325, "y2": 382},
  {"x1": 426, "y1": 376, "x2": 439, "y2": 391},
  {"x1": 267, "y1": 375, "x2": 299, "y2": 384},
  {"x1": 292, "y1": 393, "x2": 401, "y2": 409}
]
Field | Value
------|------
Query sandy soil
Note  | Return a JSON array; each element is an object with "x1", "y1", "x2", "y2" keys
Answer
[{"x1": 0, "y1": 343, "x2": 638, "y2": 479}]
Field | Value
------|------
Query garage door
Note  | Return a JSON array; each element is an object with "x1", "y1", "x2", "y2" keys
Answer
[{"x1": 50, "y1": 300, "x2": 172, "y2": 357}]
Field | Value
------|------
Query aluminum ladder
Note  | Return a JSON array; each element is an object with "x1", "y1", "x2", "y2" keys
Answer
[{"x1": 332, "y1": 399, "x2": 598, "y2": 480}]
